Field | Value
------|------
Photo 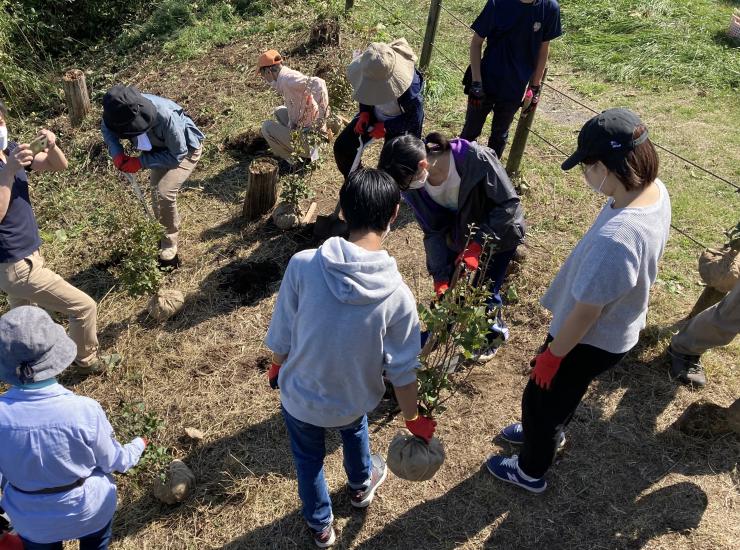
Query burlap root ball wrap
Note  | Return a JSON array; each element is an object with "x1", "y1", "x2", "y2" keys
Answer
[
  {"x1": 698, "y1": 247, "x2": 740, "y2": 293},
  {"x1": 386, "y1": 429, "x2": 445, "y2": 482},
  {"x1": 147, "y1": 289, "x2": 185, "y2": 321}
]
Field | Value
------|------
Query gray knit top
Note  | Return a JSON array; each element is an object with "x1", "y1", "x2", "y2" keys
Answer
[{"x1": 541, "y1": 179, "x2": 671, "y2": 354}]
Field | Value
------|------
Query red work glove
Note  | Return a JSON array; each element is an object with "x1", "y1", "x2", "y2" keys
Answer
[
  {"x1": 455, "y1": 241, "x2": 483, "y2": 271},
  {"x1": 113, "y1": 153, "x2": 142, "y2": 173},
  {"x1": 434, "y1": 280, "x2": 450, "y2": 297},
  {"x1": 353, "y1": 112, "x2": 370, "y2": 135},
  {"x1": 369, "y1": 122, "x2": 386, "y2": 140},
  {"x1": 529, "y1": 348, "x2": 563, "y2": 390},
  {"x1": 268, "y1": 362, "x2": 281, "y2": 390},
  {"x1": 405, "y1": 415, "x2": 437, "y2": 443},
  {"x1": 522, "y1": 84, "x2": 541, "y2": 114},
  {"x1": 141, "y1": 437, "x2": 149, "y2": 449},
  {"x1": 0, "y1": 532, "x2": 24, "y2": 550}
]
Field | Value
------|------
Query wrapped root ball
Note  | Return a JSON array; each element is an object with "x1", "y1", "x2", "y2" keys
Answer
[
  {"x1": 698, "y1": 247, "x2": 740, "y2": 293},
  {"x1": 387, "y1": 429, "x2": 445, "y2": 482},
  {"x1": 148, "y1": 289, "x2": 185, "y2": 321},
  {"x1": 272, "y1": 202, "x2": 300, "y2": 230},
  {"x1": 153, "y1": 459, "x2": 195, "y2": 504}
]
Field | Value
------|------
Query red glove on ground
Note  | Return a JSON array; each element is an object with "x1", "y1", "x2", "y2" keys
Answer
[
  {"x1": 369, "y1": 122, "x2": 386, "y2": 140},
  {"x1": 354, "y1": 112, "x2": 370, "y2": 135},
  {"x1": 405, "y1": 415, "x2": 437, "y2": 443},
  {"x1": 113, "y1": 153, "x2": 142, "y2": 173},
  {"x1": 434, "y1": 280, "x2": 450, "y2": 297},
  {"x1": 268, "y1": 362, "x2": 281, "y2": 390},
  {"x1": 455, "y1": 241, "x2": 483, "y2": 271},
  {"x1": 530, "y1": 348, "x2": 563, "y2": 390}
]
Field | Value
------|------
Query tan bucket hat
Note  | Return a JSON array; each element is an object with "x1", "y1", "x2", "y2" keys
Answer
[{"x1": 347, "y1": 38, "x2": 417, "y2": 106}]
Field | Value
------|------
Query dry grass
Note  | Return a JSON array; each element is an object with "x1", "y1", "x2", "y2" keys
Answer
[{"x1": 4, "y1": 7, "x2": 738, "y2": 550}]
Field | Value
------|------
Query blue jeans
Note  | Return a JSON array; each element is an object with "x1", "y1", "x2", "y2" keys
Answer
[
  {"x1": 281, "y1": 406, "x2": 371, "y2": 530},
  {"x1": 20, "y1": 519, "x2": 113, "y2": 550}
]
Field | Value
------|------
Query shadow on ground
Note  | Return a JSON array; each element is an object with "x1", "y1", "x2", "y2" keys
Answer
[{"x1": 217, "y1": 354, "x2": 734, "y2": 548}]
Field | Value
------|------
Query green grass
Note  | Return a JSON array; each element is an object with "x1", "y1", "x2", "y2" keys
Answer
[{"x1": 554, "y1": 0, "x2": 740, "y2": 91}]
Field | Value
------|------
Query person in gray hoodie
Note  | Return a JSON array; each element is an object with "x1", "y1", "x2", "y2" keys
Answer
[
  {"x1": 265, "y1": 168, "x2": 436, "y2": 548},
  {"x1": 101, "y1": 85, "x2": 204, "y2": 262}
]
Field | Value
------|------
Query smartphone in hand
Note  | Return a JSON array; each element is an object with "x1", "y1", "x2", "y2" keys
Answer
[{"x1": 29, "y1": 134, "x2": 48, "y2": 156}]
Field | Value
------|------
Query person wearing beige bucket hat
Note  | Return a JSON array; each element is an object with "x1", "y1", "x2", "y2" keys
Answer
[
  {"x1": 333, "y1": 38, "x2": 425, "y2": 178},
  {"x1": 0, "y1": 306, "x2": 146, "y2": 549},
  {"x1": 257, "y1": 49, "x2": 330, "y2": 166}
]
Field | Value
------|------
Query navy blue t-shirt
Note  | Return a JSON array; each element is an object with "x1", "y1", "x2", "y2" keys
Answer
[
  {"x1": 472, "y1": 0, "x2": 562, "y2": 101},
  {"x1": 0, "y1": 142, "x2": 42, "y2": 263}
]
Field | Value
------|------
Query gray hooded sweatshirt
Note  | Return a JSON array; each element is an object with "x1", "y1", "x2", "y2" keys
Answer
[{"x1": 265, "y1": 237, "x2": 421, "y2": 428}]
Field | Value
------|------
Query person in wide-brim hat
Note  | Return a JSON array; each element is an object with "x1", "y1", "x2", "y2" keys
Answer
[
  {"x1": 334, "y1": 38, "x2": 425, "y2": 179},
  {"x1": 0, "y1": 306, "x2": 146, "y2": 549},
  {"x1": 102, "y1": 85, "x2": 157, "y2": 139},
  {"x1": 346, "y1": 39, "x2": 417, "y2": 106}
]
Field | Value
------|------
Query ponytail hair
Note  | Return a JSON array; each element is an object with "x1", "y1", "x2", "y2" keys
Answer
[{"x1": 424, "y1": 131, "x2": 451, "y2": 156}]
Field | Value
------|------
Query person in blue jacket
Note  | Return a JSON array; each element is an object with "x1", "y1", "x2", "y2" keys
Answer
[
  {"x1": 333, "y1": 39, "x2": 424, "y2": 178},
  {"x1": 461, "y1": 0, "x2": 562, "y2": 158},
  {"x1": 0, "y1": 306, "x2": 146, "y2": 550},
  {"x1": 102, "y1": 85, "x2": 204, "y2": 262},
  {"x1": 379, "y1": 131, "x2": 525, "y2": 360}
]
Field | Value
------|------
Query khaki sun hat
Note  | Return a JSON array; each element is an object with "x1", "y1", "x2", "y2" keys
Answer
[{"x1": 347, "y1": 38, "x2": 417, "y2": 106}]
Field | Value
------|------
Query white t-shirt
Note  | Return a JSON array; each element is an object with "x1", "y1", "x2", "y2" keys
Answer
[
  {"x1": 425, "y1": 151, "x2": 461, "y2": 210},
  {"x1": 373, "y1": 100, "x2": 402, "y2": 121}
]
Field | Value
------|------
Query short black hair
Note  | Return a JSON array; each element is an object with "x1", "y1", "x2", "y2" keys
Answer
[
  {"x1": 340, "y1": 168, "x2": 400, "y2": 233},
  {"x1": 0, "y1": 100, "x2": 7, "y2": 120}
]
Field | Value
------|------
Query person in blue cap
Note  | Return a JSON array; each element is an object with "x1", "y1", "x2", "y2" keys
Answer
[
  {"x1": 485, "y1": 108, "x2": 671, "y2": 492},
  {"x1": 0, "y1": 306, "x2": 146, "y2": 549}
]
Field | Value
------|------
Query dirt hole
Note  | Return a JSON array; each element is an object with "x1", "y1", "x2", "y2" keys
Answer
[
  {"x1": 223, "y1": 130, "x2": 269, "y2": 156},
  {"x1": 218, "y1": 260, "x2": 283, "y2": 304}
]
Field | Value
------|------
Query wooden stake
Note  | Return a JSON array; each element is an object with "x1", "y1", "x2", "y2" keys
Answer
[
  {"x1": 242, "y1": 157, "x2": 279, "y2": 221},
  {"x1": 62, "y1": 69, "x2": 91, "y2": 126},
  {"x1": 302, "y1": 202, "x2": 318, "y2": 224}
]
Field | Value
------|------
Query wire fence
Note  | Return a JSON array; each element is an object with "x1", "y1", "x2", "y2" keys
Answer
[{"x1": 365, "y1": 0, "x2": 737, "y2": 249}]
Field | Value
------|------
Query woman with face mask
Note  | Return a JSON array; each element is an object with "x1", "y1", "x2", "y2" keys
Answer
[
  {"x1": 485, "y1": 108, "x2": 671, "y2": 493},
  {"x1": 379, "y1": 131, "x2": 526, "y2": 360}
]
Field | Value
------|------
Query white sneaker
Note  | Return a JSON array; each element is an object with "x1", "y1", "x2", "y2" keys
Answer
[{"x1": 159, "y1": 245, "x2": 178, "y2": 261}]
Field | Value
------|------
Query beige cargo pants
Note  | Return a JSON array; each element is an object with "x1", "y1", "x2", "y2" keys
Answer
[
  {"x1": 672, "y1": 281, "x2": 740, "y2": 356},
  {"x1": 0, "y1": 251, "x2": 98, "y2": 367},
  {"x1": 261, "y1": 107, "x2": 312, "y2": 162},
  {"x1": 149, "y1": 147, "x2": 203, "y2": 249}
]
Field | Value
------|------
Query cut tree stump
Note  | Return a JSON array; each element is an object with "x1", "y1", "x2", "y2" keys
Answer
[
  {"x1": 62, "y1": 69, "x2": 91, "y2": 126},
  {"x1": 242, "y1": 157, "x2": 279, "y2": 221}
]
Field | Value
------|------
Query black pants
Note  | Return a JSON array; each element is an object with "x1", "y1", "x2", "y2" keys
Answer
[
  {"x1": 333, "y1": 116, "x2": 411, "y2": 179},
  {"x1": 518, "y1": 336, "x2": 627, "y2": 478},
  {"x1": 460, "y1": 97, "x2": 520, "y2": 159}
]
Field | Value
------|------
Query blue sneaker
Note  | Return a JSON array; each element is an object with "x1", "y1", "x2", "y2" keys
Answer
[
  {"x1": 499, "y1": 422, "x2": 566, "y2": 452},
  {"x1": 485, "y1": 454, "x2": 547, "y2": 493}
]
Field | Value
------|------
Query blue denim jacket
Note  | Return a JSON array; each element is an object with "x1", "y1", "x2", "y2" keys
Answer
[{"x1": 102, "y1": 94, "x2": 204, "y2": 169}]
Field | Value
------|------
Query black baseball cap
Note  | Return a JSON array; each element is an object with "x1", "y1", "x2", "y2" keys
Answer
[{"x1": 562, "y1": 108, "x2": 649, "y2": 170}]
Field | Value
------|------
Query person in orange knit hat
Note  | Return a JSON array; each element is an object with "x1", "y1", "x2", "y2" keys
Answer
[{"x1": 257, "y1": 49, "x2": 329, "y2": 166}]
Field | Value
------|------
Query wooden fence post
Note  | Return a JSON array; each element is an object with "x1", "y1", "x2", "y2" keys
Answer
[
  {"x1": 62, "y1": 69, "x2": 91, "y2": 126},
  {"x1": 420, "y1": 0, "x2": 443, "y2": 74},
  {"x1": 243, "y1": 158, "x2": 279, "y2": 221},
  {"x1": 505, "y1": 68, "x2": 548, "y2": 178}
]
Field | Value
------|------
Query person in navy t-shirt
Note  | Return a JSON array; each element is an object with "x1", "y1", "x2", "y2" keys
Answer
[
  {"x1": 0, "y1": 99, "x2": 104, "y2": 375},
  {"x1": 461, "y1": 0, "x2": 562, "y2": 158}
]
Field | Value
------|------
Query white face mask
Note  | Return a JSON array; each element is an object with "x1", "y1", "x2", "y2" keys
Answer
[
  {"x1": 408, "y1": 168, "x2": 428, "y2": 190},
  {"x1": 0, "y1": 126, "x2": 8, "y2": 152},
  {"x1": 584, "y1": 163, "x2": 608, "y2": 195}
]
